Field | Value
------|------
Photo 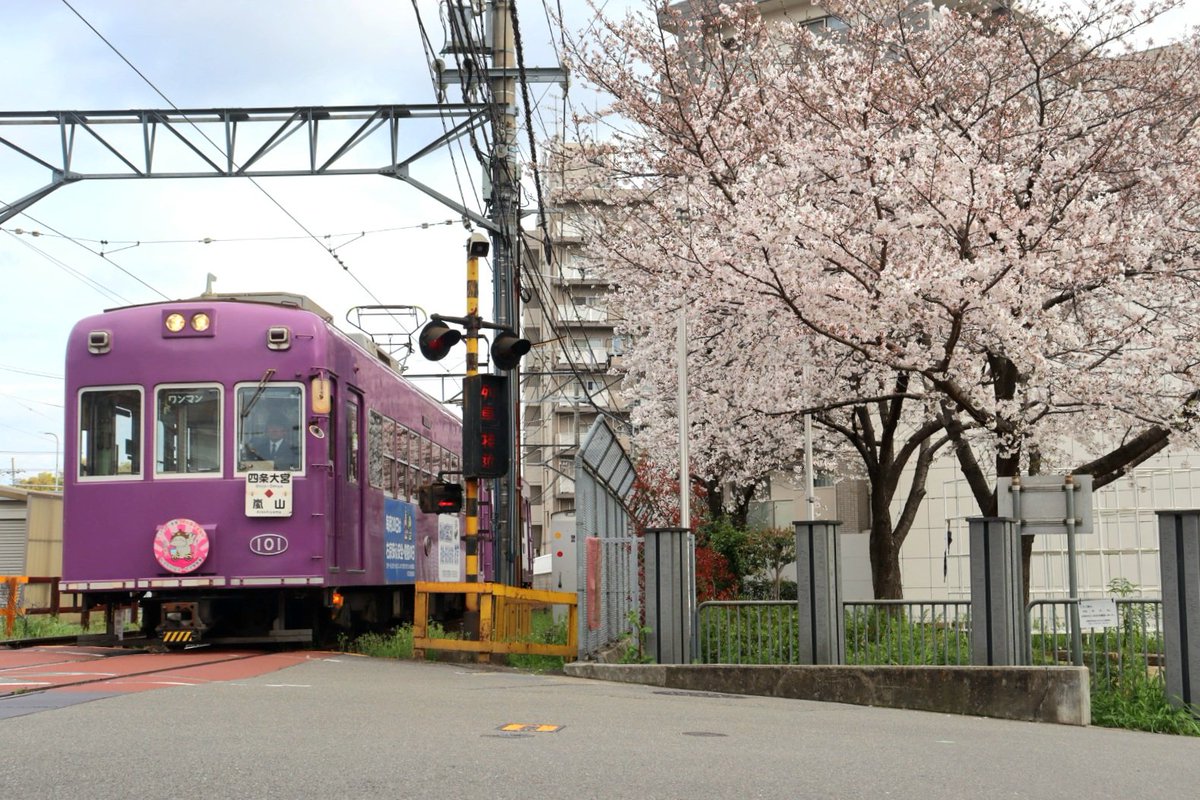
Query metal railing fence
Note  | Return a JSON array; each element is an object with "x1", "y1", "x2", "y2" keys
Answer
[
  {"x1": 697, "y1": 599, "x2": 972, "y2": 665},
  {"x1": 843, "y1": 600, "x2": 972, "y2": 666},
  {"x1": 697, "y1": 601, "x2": 799, "y2": 664},
  {"x1": 1027, "y1": 599, "x2": 1164, "y2": 685},
  {"x1": 696, "y1": 597, "x2": 1165, "y2": 680}
]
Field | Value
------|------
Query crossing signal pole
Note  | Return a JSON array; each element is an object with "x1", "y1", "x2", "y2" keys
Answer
[
  {"x1": 416, "y1": 232, "x2": 530, "y2": 635},
  {"x1": 435, "y1": 2, "x2": 566, "y2": 585}
]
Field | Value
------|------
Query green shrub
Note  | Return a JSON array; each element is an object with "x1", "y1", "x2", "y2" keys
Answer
[
  {"x1": 506, "y1": 610, "x2": 568, "y2": 672},
  {"x1": 1091, "y1": 671, "x2": 1200, "y2": 735}
]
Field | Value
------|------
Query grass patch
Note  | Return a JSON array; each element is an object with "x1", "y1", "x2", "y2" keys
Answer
[
  {"x1": 344, "y1": 613, "x2": 569, "y2": 674},
  {"x1": 0, "y1": 615, "x2": 95, "y2": 641},
  {"x1": 1091, "y1": 671, "x2": 1200, "y2": 735},
  {"x1": 345, "y1": 622, "x2": 458, "y2": 661},
  {"x1": 506, "y1": 610, "x2": 568, "y2": 673}
]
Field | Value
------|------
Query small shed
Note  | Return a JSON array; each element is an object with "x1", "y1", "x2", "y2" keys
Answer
[{"x1": 0, "y1": 485, "x2": 64, "y2": 607}]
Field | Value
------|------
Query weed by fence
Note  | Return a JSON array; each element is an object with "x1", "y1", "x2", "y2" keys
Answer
[
  {"x1": 843, "y1": 601, "x2": 971, "y2": 666},
  {"x1": 697, "y1": 601, "x2": 800, "y2": 664}
]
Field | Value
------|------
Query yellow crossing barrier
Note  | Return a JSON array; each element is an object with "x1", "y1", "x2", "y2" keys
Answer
[{"x1": 413, "y1": 581, "x2": 577, "y2": 661}]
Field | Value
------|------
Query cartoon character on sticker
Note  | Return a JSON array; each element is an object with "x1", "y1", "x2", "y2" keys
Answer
[{"x1": 153, "y1": 518, "x2": 210, "y2": 574}]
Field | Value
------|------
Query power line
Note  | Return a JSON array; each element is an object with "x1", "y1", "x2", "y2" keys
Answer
[
  {"x1": 1, "y1": 229, "x2": 133, "y2": 305},
  {"x1": 4, "y1": 218, "x2": 469, "y2": 250},
  {"x1": 0, "y1": 364, "x2": 63, "y2": 380},
  {"x1": 60, "y1": 0, "x2": 389, "y2": 307},
  {"x1": 2, "y1": 205, "x2": 168, "y2": 300}
]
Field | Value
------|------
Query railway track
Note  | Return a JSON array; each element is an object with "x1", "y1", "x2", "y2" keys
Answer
[
  {"x1": 0, "y1": 645, "x2": 291, "y2": 698},
  {"x1": 1, "y1": 635, "x2": 85, "y2": 649}
]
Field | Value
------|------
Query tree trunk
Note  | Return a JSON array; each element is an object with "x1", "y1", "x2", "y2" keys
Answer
[{"x1": 868, "y1": 501, "x2": 903, "y2": 599}]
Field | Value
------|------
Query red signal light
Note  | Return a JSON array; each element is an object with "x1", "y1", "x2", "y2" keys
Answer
[
  {"x1": 418, "y1": 321, "x2": 462, "y2": 362},
  {"x1": 418, "y1": 481, "x2": 463, "y2": 514}
]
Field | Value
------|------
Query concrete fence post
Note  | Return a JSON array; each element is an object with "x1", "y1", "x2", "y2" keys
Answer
[
  {"x1": 642, "y1": 527, "x2": 694, "y2": 664},
  {"x1": 794, "y1": 520, "x2": 844, "y2": 665},
  {"x1": 1156, "y1": 511, "x2": 1200, "y2": 710},
  {"x1": 969, "y1": 517, "x2": 1025, "y2": 666}
]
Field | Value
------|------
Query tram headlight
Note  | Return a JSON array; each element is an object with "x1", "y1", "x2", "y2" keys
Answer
[
  {"x1": 165, "y1": 313, "x2": 186, "y2": 333},
  {"x1": 190, "y1": 312, "x2": 211, "y2": 332}
]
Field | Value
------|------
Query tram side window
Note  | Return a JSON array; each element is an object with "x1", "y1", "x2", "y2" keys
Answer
[
  {"x1": 79, "y1": 388, "x2": 142, "y2": 478},
  {"x1": 368, "y1": 410, "x2": 384, "y2": 490},
  {"x1": 382, "y1": 416, "x2": 397, "y2": 497},
  {"x1": 156, "y1": 386, "x2": 222, "y2": 475},
  {"x1": 236, "y1": 384, "x2": 304, "y2": 473},
  {"x1": 346, "y1": 400, "x2": 359, "y2": 483}
]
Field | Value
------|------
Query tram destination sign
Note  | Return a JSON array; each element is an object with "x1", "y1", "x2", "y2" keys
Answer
[{"x1": 244, "y1": 472, "x2": 293, "y2": 517}]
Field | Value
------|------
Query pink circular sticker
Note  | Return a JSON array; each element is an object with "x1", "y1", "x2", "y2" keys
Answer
[{"x1": 153, "y1": 518, "x2": 210, "y2": 574}]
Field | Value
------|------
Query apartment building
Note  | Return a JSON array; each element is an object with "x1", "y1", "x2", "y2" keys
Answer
[{"x1": 520, "y1": 155, "x2": 628, "y2": 556}]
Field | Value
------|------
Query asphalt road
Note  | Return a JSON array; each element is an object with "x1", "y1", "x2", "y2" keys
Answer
[{"x1": 1, "y1": 654, "x2": 1196, "y2": 799}]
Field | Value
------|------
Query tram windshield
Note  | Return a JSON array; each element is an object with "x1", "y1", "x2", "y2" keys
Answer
[
  {"x1": 237, "y1": 384, "x2": 303, "y2": 472},
  {"x1": 79, "y1": 387, "x2": 142, "y2": 478},
  {"x1": 156, "y1": 385, "x2": 222, "y2": 475}
]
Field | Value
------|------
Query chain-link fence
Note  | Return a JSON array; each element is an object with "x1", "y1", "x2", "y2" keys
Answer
[{"x1": 574, "y1": 420, "x2": 638, "y2": 658}]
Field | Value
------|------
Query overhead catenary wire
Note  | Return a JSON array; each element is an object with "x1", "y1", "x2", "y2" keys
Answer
[
  {"x1": 59, "y1": 0, "x2": 390, "y2": 309},
  {"x1": 4, "y1": 218, "x2": 469, "y2": 250},
  {"x1": 1, "y1": 228, "x2": 135, "y2": 305}
]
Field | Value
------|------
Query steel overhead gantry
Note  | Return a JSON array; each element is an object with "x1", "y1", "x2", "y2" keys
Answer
[{"x1": 0, "y1": 104, "x2": 496, "y2": 229}]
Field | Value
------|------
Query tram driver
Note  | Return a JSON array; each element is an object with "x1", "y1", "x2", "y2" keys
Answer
[{"x1": 242, "y1": 411, "x2": 301, "y2": 471}]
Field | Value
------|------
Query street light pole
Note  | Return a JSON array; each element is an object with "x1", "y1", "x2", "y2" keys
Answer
[{"x1": 42, "y1": 431, "x2": 59, "y2": 490}]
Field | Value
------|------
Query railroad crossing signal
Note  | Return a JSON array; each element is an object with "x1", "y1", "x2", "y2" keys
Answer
[
  {"x1": 490, "y1": 329, "x2": 531, "y2": 370},
  {"x1": 463, "y1": 374, "x2": 509, "y2": 478},
  {"x1": 418, "y1": 480, "x2": 464, "y2": 514},
  {"x1": 415, "y1": 317, "x2": 529, "y2": 372},
  {"x1": 418, "y1": 320, "x2": 462, "y2": 361}
]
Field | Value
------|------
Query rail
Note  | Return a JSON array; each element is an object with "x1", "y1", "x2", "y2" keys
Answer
[{"x1": 413, "y1": 581, "x2": 578, "y2": 661}]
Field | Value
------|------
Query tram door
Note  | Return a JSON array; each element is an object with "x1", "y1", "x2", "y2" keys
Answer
[{"x1": 334, "y1": 388, "x2": 365, "y2": 571}]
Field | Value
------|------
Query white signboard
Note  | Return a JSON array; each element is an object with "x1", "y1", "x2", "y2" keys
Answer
[
  {"x1": 244, "y1": 472, "x2": 293, "y2": 517},
  {"x1": 995, "y1": 474, "x2": 1093, "y2": 535},
  {"x1": 438, "y1": 515, "x2": 462, "y2": 582},
  {"x1": 1078, "y1": 599, "x2": 1119, "y2": 630}
]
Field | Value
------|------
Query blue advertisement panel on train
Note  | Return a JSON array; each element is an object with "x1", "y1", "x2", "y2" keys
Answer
[{"x1": 384, "y1": 498, "x2": 417, "y2": 583}]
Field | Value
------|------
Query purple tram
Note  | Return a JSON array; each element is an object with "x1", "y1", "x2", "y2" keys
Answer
[{"x1": 61, "y1": 292, "x2": 483, "y2": 645}]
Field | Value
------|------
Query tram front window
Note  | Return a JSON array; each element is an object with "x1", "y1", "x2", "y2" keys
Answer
[
  {"x1": 79, "y1": 387, "x2": 142, "y2": 478},
  {"x1": 156, "y1": 385, "x2": 222, "y2": 475},
  {"x1": 237, "y1": 384, "x2": 303, "y2": 472}
]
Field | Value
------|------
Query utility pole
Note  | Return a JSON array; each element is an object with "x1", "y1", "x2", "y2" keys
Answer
[
  {"x1": 438, "y1": 1, "x2": 566, "y2": 586},
  {"x1": 490, "y1": 0, "x2": 521, "y2": 586},
  {"x1": 2, "y1": 459, "x2": 25, "y2": 487}
]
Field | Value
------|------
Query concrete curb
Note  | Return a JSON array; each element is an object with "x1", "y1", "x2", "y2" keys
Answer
[{"x1": 563, "y1": 663, "x2": 1091, "y2": 726}]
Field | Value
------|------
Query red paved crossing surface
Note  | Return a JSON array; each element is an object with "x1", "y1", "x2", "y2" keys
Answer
[{"x1": 0, "y1": 646, "x2": 319, "y2": 697}]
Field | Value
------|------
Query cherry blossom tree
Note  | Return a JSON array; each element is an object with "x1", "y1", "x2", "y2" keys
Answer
[{"x1": 558, "y1": 0, "x2": 1200, "y2": 597}]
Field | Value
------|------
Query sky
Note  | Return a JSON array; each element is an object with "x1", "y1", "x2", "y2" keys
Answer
[
  {"x1": 0, "y1": 0, "x2": 1196, "y2": 486},
  {"x1": 0, "y1": 0, "x2": 632, "y2": 485}
]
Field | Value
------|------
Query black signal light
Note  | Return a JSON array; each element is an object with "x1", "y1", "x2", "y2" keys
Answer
[
  {"x1": 418, "y1": 320, "x2": 462, "y2": 362},
  {"x1": 490, "y1": 329, "x2": 531, "y2": 371},
  {"x1": 418, "y1": 481, "x2": 464, "y2": 514}
]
